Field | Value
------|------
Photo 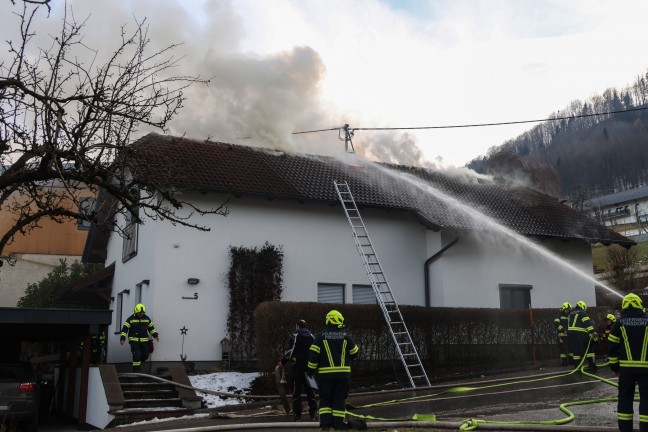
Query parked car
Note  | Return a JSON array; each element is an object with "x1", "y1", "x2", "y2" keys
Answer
[{"x1": 0, "y1": 362, "x2": 39, "y2": 432}]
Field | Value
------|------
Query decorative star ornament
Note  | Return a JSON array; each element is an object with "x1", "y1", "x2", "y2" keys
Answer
[{"x1": 180, "y1": 326, "x2": 188, "y2": 335}]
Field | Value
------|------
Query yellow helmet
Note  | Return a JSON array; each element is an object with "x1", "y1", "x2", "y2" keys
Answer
[
  {"x1": 622, "y1": 293, "x2": 643, "y2": 310},
  {"x1": 606, "y1": 313, "x2": 617, "y2": 323},
  {"x1": 561, "y1": 302, "x2": 572, "y2": 311},
  {"x1": 576, "y1": 301, "x2": 587, "y2": 311},
  {"x1": 326, "y1": 310, "x2": 344, "y2": 327},
  {"x1": 134, "y1": 303, "x2": 146, "y2": 314}
]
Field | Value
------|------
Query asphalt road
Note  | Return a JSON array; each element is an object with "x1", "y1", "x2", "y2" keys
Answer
[{"x1": 94, "y1": 365, "x2": 625, "y2": 431}]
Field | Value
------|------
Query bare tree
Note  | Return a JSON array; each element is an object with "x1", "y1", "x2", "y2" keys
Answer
[
  {"x1": 0, "y1": 1, "x2": 228, "y2": 261},
  {"x1": 607, "y1": 245, "x2": 640, "y2": 292}
]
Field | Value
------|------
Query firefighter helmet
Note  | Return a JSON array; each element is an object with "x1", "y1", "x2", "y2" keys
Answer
[
  {"x1": 326, "y1": 310, "x2": 344, "y2": 327},
  {"x1": 561, "y1": 302, "x2": 572, "y2": 311},
  {"x1": 606, "y1": 313, "x2": 617, "y2": 323},
  {"x1": 622, "y1": 293, "x2": 643, "y2": 310},
  {"x1": 576, "y1": 300, "x2": 587, "y2": 311},
  {"x1": 134, "y1": 303, "x2": 146, "y2": 314}
]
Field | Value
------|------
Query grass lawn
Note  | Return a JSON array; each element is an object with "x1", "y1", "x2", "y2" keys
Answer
[{"x1": 592, "y1": 240, "x2": 648, "y2": 272}]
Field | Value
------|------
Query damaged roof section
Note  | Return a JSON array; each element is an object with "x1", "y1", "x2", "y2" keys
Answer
[{"x1": 125, "y1": 132, "x2": 633, "y2": 247}]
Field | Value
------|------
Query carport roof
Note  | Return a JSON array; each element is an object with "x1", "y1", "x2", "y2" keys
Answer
[{"x1": 1, "y1": 307, "x2": 112, "y2": 341}]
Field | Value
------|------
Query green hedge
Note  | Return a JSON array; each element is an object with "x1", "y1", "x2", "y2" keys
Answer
[{"x1": 255, "y1": 301, "x2": 615, "y2": 373}]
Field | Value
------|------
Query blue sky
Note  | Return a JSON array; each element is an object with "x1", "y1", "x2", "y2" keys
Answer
[{"x1": 4, "y1": 0, "x2": 648, "y2": 168}]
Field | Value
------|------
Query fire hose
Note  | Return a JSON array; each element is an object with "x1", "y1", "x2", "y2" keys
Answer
[{"x1": 134, "y1": 338, "x2": 624, "y2": 431}]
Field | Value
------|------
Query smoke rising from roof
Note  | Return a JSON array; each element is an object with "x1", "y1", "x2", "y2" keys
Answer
[{"x1": 2, "y1": 0, "x2": 495, "y2": 182}]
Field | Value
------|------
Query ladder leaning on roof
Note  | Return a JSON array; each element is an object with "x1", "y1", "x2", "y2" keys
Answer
[{"x1": 333, "y1": 180, "x2": 430, "y2": 388}]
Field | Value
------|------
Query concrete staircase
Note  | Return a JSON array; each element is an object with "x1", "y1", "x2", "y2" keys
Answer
[{"x1": 109, "y1": 368, "x2": 202, "y2": 426}]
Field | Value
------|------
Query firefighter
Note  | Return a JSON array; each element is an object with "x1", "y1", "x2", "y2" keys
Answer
[
  {"x1": 554, "y1": 302, "x2": 572, "y2": 366},
  {"x1": 608, "y1": 293, "x2": 648, "y2": 432},
  {"x1": 280, "y1": 319, "x2": 318, "y2": 422},
  {"x1": 91, "y1": 328, "x2": 106, "y2": 364},
  {"x1": 600, "y1": 313, "x2": 617, "y2": 342},
  {"x1": 308, "y1": 310, "x2": 359, "y2": 430},
  {"x1": 120, "y1": 303, "x2": 159, "y2": 372},
  {"x1": 567, "y1": 300, "x2": 597, "y2": 368}
]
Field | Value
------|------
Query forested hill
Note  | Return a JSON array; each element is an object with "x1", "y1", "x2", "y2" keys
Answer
[{"x1": 467, "y1": 76, "x2": 648, "y2": 201}]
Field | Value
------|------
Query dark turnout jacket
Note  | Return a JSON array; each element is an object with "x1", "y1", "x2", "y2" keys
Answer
[
  {"x1": 608, "y1": 308, "x2": 648, "y2": 372},
  {"x1": 308, "y1": 324, "x2": 359, "y2": 379},
  {"x1": 120, "y1": 313, "x2": 158, "y2": 343},
  {"x1": 282, "y1": 327, "x2": 315, "y2": 371}
]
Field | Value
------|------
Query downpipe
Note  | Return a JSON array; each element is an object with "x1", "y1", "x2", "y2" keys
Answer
[{"x1": 425, "y1": 236, "x2": 460, "y2": 307}]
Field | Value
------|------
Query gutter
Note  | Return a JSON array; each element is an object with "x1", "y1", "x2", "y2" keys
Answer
[{"x1": 424, "y1": 236, "x2": 459, "y2": 307}]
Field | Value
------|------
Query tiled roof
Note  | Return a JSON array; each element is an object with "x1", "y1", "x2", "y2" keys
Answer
[{"x1": 127, "y1": 133, "x2": 633, "y2": 246}]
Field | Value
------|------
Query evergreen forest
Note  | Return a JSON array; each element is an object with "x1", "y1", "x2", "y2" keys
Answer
[{"x1": 467, "y1": 71, "x2": 648, "y2": 202}]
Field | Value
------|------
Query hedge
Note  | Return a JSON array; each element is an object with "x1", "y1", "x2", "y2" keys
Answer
[{"x1": 255, "y1": 301, "x2": 616, "y2": 373}]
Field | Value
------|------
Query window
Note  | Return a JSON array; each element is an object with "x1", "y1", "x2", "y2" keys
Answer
[
  {"x1": 115, "y1": 292, "x2": 125, "y2": 334},
  {"x1": 77, "y1": 197, "x2": 95, "y2": 230},
  {"x1": 122, "y1": 219, "x2": 138, "y2": 262},
  {"x1": 499, "y1": 284, "x2": 532, "y2": 310},
  {"x1": 352, "y1": 284, "x2": 376, "y2": 304},
  {"x1": 318, "y1": 283, "x2": 345, "y2": 304}
]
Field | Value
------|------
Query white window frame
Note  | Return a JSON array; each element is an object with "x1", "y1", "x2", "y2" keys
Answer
[{"x1": 122, "y1": 219, "x2": 138, "y2": 262}]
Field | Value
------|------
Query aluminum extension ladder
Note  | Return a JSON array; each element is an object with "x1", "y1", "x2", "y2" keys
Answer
[{"x1": 333, "y1": 180, "x2": 430, "y2": 388}]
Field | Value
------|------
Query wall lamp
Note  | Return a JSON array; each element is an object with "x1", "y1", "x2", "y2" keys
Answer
[
  {"x1": 187, "y1": 278, "x2": 200, "y2": 285},
  {"x1": 119, "y1": 289, "x2": 130, "y2": 295}
]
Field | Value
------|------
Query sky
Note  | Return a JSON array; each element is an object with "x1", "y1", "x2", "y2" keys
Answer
[{"x1": 3, "y1": 0, "x2": 648, "y2": 168}]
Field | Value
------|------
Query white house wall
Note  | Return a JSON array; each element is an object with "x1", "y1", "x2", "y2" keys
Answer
[
  {"x1": 107, "y1": 192, "x2": 430, "y2": 365},
  {"x1": 429, "y1": 230, "x2": 597, "y2": 309}
]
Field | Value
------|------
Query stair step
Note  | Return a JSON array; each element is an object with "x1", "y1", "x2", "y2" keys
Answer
[
  {"x1": 111, "y1": 407, "x2": 194, "y2": 426},
  {"x1": 124, "y1": 398, "x2": 183, "y2": 409},
  {"x1": 123, "y1": 389, "x2": 178, "y2": 400}
]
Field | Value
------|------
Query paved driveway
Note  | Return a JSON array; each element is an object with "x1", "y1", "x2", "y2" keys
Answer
[{"x1": 95, "y1": 365, "x2": 626, "y2": 431}]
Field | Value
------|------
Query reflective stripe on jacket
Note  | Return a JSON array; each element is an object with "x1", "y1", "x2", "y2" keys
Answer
[
  {"x1": 120, "y1": 313, "x2": 158, "y2": 343},
  {"x1": 554, "y1": 312, "x2": 569, "y2": 338},
  {"x1": 608, "y1": 308, "x2": 648, "y2": 372},
  {"x1": 567, "y1": 308, "x2": 594, "y2": 334},
  {"x1": 308, "y1": 324, "x2": 359, "y2": 378}
]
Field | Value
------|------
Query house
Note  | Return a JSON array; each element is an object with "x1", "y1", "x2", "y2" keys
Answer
[
  {"x1": 587, "y1": 185, "x2": 648, "y2": 239},
  {"x1": 84, "y1": 133, "x2": 632, "y2": 370},
  {"x1": 0, "y1": 182, "x2": 95, "y2": 306}
]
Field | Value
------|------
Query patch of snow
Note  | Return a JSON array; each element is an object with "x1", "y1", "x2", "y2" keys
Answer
[{"x1": 188, "y1": 371, "x2": 261, "y2": 408}]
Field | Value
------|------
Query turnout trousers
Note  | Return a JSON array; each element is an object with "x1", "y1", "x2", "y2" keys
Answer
[
  {"x1": 290, "y1": 368, "x2": 317, "y2": 420},
  {"x1": 568, "y1": 331, "x2": 594, "y2": 366},
  {"x1": 318, "y1": 377, "x2": 350, "y2": 430},
  {"x1": 617, "y1": 371, "x2": 648, "y2": 432},
  {"x1": 129, "y1": 341, "x2": 150, "y2": 372}
]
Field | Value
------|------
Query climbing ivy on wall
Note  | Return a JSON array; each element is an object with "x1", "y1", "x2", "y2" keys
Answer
[{"x1": 227, "y1": 242, "x2": 284, "y2": 360}]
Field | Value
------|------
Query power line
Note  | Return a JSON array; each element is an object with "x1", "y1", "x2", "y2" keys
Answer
[{"x1": 291, "y1": 106, "x2": 648, "y2": 135}]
